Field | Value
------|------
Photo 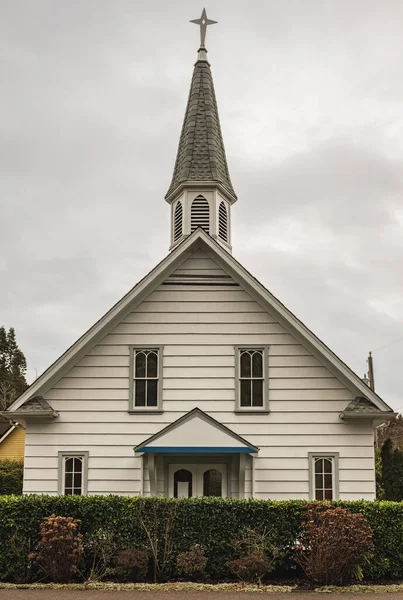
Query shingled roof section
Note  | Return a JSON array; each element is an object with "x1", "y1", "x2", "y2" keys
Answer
[
  {"x1": 339, "y1": 396, "x2": 395, "y2": 420},
  {"x1": 344, "y1": 397, "x2": 382, "y2": 414},
  {"x1": 165, "y1": 53, "x2": 237, "y2": 201}
]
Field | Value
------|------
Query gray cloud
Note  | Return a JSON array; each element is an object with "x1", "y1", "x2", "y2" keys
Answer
[{"x1": 1, "y1": 0, "x2": 402, "y2": 409}]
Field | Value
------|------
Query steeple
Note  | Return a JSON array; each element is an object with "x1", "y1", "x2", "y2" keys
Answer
[{"x1": 166, "y1": 9, "x2": 237, "y2": 252}]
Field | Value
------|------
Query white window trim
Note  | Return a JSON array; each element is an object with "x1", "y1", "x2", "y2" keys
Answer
[
  {"x1": 235, "y1": 346, "x2": 269, "y2": 413},
  {"x1": 58, "y1": 451, "x2": 89, "y2": 496},
  {"x1": 308, "y1": 452, "x2": 339, "y2": 500},
  {"x1": 129, "y1": 345, "x2": 164, "y2": 413}
]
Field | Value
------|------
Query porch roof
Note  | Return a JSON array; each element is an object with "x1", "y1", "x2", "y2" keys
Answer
[{"x1": 134, "y1": 408, "x2": 258, "y2": 454}]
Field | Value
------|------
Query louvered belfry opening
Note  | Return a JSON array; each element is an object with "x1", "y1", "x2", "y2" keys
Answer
[
  {"x1": 173, "y1": 201, "x2": 183, "y2": 242},
  {"x1": 191, "y1": 195, "x2": 210, "y2": 233},
  {"x1": 218, "y1": 201, "x2": 228, "y2": 242}
]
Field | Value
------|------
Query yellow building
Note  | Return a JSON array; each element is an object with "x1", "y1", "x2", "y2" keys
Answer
[{"x1": 0, "y1": 423, "x2": 25, "y2": 461}]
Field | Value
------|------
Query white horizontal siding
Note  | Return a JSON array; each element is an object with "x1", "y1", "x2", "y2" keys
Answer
[
  {"x1": 26, "y1": 250, "x2": 375, "y2": 499},
  {"x1": 122, "y1": 311, "x2": 276, "y2": 323},
  {"x1": 27, "y1": 422, "x2": 370, "y2": 437},
  {"x1": 35, "y1": 410, "x2": 347, "y2": 424},
  {"x1": 25, "y1": 432, "x2": 373, "y2": 447}
]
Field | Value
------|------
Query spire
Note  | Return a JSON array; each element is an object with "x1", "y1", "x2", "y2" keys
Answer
[{"x1": 165, "y1": 10, "x2": 237, "y2": 203}]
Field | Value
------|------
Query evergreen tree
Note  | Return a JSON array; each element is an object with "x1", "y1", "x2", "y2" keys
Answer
[
  {"x1": 381, "y1": 438, "x2": 403, "y2": 501},
  {"x1": 0, "y1": 327, "x2": 28, "y2": 410}
]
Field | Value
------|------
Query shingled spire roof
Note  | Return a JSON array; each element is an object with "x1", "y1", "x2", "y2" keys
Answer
[{"x1": 165, "y1": 49, "x2": 237, "y2": 202}]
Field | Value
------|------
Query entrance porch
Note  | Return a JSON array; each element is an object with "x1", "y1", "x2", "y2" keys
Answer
[{"x1": 134, "y1": 408, "x2": 258, "y2": 498}]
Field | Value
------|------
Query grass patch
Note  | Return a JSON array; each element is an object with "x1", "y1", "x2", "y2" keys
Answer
[{"x1": 0, "y1": 582, "x2": 296, "y2": 592}]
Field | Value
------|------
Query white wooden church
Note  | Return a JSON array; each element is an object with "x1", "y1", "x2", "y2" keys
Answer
[{"x1": 4, "y1": 12, "x2": 395, "y2": 500}]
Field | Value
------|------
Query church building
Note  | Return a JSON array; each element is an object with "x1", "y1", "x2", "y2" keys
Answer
[{"x1": 3, "y1": 12, "x2": 395, "y2": 500}]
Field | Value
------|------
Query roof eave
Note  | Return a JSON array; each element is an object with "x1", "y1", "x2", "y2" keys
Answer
[
  {"x1": 165, "y1": 180, "x2": 238, "y2": 205},
  {"x1": 1, "y1": 410, "x2": 59, "y2": 423},
  {"x1": 339, "y1": 411, "x2": 397, "y2": 420}
]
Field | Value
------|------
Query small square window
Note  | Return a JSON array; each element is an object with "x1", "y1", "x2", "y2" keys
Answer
[
  {"x1": 129, "y1": 346, "x2": 163, "y2": 412},
  {"x1": 235, "y1": 347, "x2": 269, "y2": 412}
]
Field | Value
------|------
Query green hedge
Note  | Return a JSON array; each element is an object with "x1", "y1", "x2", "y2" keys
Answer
[
  {"x1": 0, "y1": 461, "x2": 23, "y2": 495},
  {"x1": 0, "y1": 496, "x2": 402, "y2": 582}
]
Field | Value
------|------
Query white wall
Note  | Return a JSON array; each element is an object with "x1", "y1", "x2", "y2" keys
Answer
[{"x1": 24, "y1": 249, "x2": 375, "y2": 499}]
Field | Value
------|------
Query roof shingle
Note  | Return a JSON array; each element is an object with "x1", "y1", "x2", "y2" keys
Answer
[{"x1": 165, "y1": 56, "x2": 236, "y2": 201}]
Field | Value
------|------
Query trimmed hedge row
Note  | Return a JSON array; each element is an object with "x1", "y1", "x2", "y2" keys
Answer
[
  {"x1": 0, "y1": 496, "x2": 403, "y2": 581},
  {"x1": 0, "y1": 461, "x2": 23, "y2": 495}
]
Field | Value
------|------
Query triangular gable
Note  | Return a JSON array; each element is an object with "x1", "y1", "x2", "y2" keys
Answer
[
  {"x1": 7, "y1": 227, "x2": 394, "y2": 414},
  {"x1": 135, "y1": 408, "x2": 258, "y2": 454}
]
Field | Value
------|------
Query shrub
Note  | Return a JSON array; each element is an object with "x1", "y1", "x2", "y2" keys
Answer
[
  {"x1": 227, "y1": 527, "x2": 280, "y2": 583},
  {"x1": 294, "y1": 504, "x2": 373, "y2": 585},
  {"x1": 228, "y1": 550, "x2": 271, "y2": 583},
  {"x1": 29, "y1": 515, "x2": 84, "y2": 583},
  {"x1": 0, "y1": 460, "x2": 23, "y2": 495},
  {"x1": 84, "y1": 527, "x2": 117, "y2": 581},
  {"x1": 177, "y1": 545, "x2": 207, "y2": 580},
  {"x1": 115, "y1": 548, "x2": 149, "y2": 582}
]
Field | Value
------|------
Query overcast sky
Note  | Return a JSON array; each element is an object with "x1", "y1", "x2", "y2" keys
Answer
[{"x1": 1, "y1": 0, "x2": 403, "y2": 410}]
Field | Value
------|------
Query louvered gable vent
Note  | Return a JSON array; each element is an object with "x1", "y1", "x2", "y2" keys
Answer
[
  {"x1": 191, "y1": 195, "x2": 210, "y2": 233},
  {"x1": 173, "y1": 201, "x2": 183, "y2": 241},
  {"x1": 218, "y1": 201, "x2": 228, "y2": 242}
]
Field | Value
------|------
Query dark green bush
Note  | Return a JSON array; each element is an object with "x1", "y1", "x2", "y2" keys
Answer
[
  {"x1": 0, "y1": 460, "x2": 23, "y2": 495},
  {"x1": 115, "y1": 548, "x2": 149, "y2": 582},
  {"x1": 0, "y1": 496, "x2": 403, "y2": 582}
]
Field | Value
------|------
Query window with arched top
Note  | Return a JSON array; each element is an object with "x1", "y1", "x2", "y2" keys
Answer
[
  {"x1": 203, "y1": 469, "x2": 222, "y2": 497},
  {"x1": 64, "y1": 456, "x2": 83, "y2": 495},
  {"x1": 218, "y1": 201, "x2": 228, "y2": 242},
  {"x1": 314, "y1": 457, "x2": 333, "y2": 500},
  {"x1": 174, "y1": 469, "x2": 193, "y2": 498},
  {"x1": 173, "y1": 201, "x2": 183, "y2": 242},
  {"x1": 191, "y1": 195, "x2": 210, "y2": 233}
]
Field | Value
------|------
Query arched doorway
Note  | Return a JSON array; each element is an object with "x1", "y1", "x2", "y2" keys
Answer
[
  {"x1": 173, "y1": 468, "x2": 193, "y2": 498},
  {"x1": 203, "y1": 468, "x2": 222, "y2": 497}
]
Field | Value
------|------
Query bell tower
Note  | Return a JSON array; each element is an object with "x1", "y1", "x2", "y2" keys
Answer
[{"x1": 165, "y1": 9, "x2": 237, "y2": 253}]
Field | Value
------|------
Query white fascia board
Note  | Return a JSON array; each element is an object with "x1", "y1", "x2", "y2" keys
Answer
[
  {"x1": 195, "y1": 233, "x2": 393, "y2": 413},
  {"x1": 0, "y1": 425, "x2": 16, "y2": 443},
  {"x1": 7, "y1": 234, "x2": 205, "y2": 412}
]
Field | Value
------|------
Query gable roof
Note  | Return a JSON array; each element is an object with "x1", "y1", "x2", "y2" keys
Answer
[
  {"x1": 165, "y1": 52, "x2": 237, "y2": 203},
  {"x1": 134, "y1": 407, "x2": 258, "y2": 454},
  {"x1": 5, "y1": 227, "x2": 394, "y2": 415}
]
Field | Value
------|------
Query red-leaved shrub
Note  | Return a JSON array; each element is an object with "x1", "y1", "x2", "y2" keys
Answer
[
  {"x1": 29, "y1": 515, "x2": 83, "y2": 583},
  {"x1": 294, "y1": 504, "x2": 373, "y2": 585},
  {"x1": 177, "y1": 545, "x2": 207, "y2": 580}
]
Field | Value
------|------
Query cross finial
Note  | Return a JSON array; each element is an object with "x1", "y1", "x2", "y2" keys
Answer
[{"x1": 190, "y1": 8, "x2": 217, "y2": 49}]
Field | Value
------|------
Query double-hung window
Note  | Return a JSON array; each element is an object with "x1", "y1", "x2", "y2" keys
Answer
[
  {"x1": 308, "y1": 452, "x2": 339, "y2": 500},
  {"x1": 236, "y1": 347, "x2": 268, "y2": 412},
  {"x1": 58, "y1": 451, "x2": 88, "y2": 495},
  {"x1": 130, "y1": 347, "x2": 163, "y2": 411}
]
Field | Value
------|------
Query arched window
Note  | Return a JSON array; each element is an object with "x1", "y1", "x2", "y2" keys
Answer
[
  {"x1": 64, "y1": 456, "x2": 83, "y2": 495},
  {"x1": 191, "y1": 195, "x2": 209, "y2": 233},
  {"x1": 218, "y1": 201, "x2": 228, "y2": 241},
  {"x1": 173, "y1": 201, "x2": 183, "y2": 242},
  {"x1": 314, "y1": 457, "x2": 333, "y2": 500},
  {"x1": 174, "y1": 469, "x2": 193, "y2": 498},
  {"x1": 203, "y1": 469, "x2": 222, "y2": 497}
]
